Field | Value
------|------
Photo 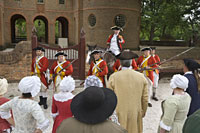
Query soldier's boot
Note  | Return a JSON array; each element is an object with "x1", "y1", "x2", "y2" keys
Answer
[
  {"x1": 38, "y1": 96, "x2": 43, "y2": 106},
  {"x1": 43, "y1": 97, "x2": 48, "y2": 109},
  {"x1": 152, "y1": 92, "x2": 158, "y2": 101}
]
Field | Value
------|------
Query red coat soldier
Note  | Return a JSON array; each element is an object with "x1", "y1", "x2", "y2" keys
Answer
[
  {"x1": 50, "y1": 52, "x2": 73, "y2": 92},
  {"x1": 31, "y1": 46, "x2": 49, "y2": 109},
  {"x1": 137, "y1": 47, "x2": 158, "y2": 107},
  {"x1": 87, "y1": 50, "x2": 108, "y2": 87},
  {"x1": 113, "y1": 59, "x2": 138, "y2": 72},
  {"x1": 107, "y1": 26, "x2": 125, "y2": 57}
]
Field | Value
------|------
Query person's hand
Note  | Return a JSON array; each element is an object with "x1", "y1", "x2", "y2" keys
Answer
[
  {"x1": 57, "y1": 72, "x2": 61, "y2": 75},
  {"x1": 34, "y1": 129, "x2": 42, "y2": 133}
]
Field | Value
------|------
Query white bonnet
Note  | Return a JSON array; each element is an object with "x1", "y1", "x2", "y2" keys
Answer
[
  {"x1": 59, "y1": 76, "x2": 75, "y2": 92},
  {"x1": 0, "y1": 78, "x2": 8, "y2": 95},
  {"x1": 18, "y1": 76, "x2": 41, "y2": 97},
  {"x1": 170, "y1": 74, "x2": 189, "y2": 91},
  {"x1": 84, "y1": 75, "x2": 103, "y2": 89}
]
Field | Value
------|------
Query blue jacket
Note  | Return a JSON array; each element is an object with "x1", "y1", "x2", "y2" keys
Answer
[{"x1": 184, "y1": 73, "x2": 200, "y2": 116}]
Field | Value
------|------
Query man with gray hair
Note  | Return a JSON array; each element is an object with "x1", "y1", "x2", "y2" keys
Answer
[{"x1": 108, "y1": 50, "x2": 148, "y2": 133}]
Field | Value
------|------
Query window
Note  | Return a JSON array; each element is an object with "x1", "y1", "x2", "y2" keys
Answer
[
  {"x1": 59, "y1": 0, "x2": 65, "y2": 4},
  {"x1": 88, "y1": 14, "x2": 96, "y2": 27},
  {"x1": 38, "y1": 0, "x2": 44, "y2": 3},
  {"x1": 114, "y1": 14, "x2": 126, "y2": 27}
]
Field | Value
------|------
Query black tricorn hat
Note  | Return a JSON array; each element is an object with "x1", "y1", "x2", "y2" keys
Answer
[
  {"x1": 150, "y1": 47, "x2": 156, "y2": 50},
  {"x1": 70, "y1": 86, "x2": 117, "y2": 124},
  {"x1": 91, "y1": 49, "x2": 103, "y2": 55},
  {"x1": 110, "y1": 26, "x2": 123, "y2": 31},
  {"x1": 183, "y1": 59, "x2": 200, "y2": 72},
  {"x1": 117, "y1": 49, "x2": 139, "y2": 60},
  {"x1": 55, "y1": 52, "x2": 67, "y2": 57},
  {"x1": 33, "y1": 46, "x2": 45, "y2": 52},
  {"x1": 141, "y1": 47, "x2": 151, "y2": 51}
]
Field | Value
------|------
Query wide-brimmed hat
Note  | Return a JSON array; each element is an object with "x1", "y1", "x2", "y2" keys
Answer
[
  {"x1": 84, "y1": 75, "x2": 103, "y2": 89},
  {"x1": 110, "y1": 26, "x2": 123, "y2": 31},
  {"x1": 33, "y1": 46, "x2": 45, "y2": 52},
  {"x1": 0, "y1": 78, "x2": 8, "y2": 95},
  {"x1": 91, "y1": 49, "x2": 103, "y2": 55},
  {"x1": 55, "y1": 52, "x2": 67, "y2": 57},
  {"x1": 141, "y1": 47, "x2": 151, "y2": 51},
  {"x1": 183, "y1": 109, "x2": 200, "y2": 133},
  {"x1": 71, "y1": 86, "x2": 117, "y2": 124},
  {"x1": 18, "y1": 76, "x2": 41, "y2": 97},
  {"x1": 170, "y1": 74, "x2": 189, "y2": 91},
  {"x1": 183, "y1": 59, "x2": 200, "y2": 72},
  {"x1": 117, "y1": 49, "x2": 138, "y2": 60}
]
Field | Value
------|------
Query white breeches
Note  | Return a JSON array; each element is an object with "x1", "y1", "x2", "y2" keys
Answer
[
  {"x1": 153, "y1": 71, "x2": 159, "y2": 88},
  {"x1": 144, "y1": 76, "x2": 153, "y2": 103}
]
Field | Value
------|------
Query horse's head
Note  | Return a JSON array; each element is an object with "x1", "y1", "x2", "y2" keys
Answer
[{"x1": 87, "y1": 44, "x2": 97, "y2": 52}]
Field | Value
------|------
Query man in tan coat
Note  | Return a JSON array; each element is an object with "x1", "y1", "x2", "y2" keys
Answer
[{"x1": 108, "y1": 50, "x2": 149, "y2": 133}]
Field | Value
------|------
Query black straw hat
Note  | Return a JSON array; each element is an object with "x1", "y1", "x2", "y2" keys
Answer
[
  {"x1": 183, "y1": 59, "x2": 200, "y2": 72},
  {"x1": 110, "y1": 26, "x2": 123, "y2": 31},
  {"x1": 117, "y1": 49, "x2": 138, "y2": 60},
  {"x1": 141, "y1": 47, "x2": 151, "y2": 51},
  {"x1": 55, "y1": 52, "x2": 67, "y2": 57},
  {"x1": 33, "y1": 46, "x2": 45, "y2": 52},
  {"x1": 70, "y1": 86, "x2": 117, "y2": 124}
]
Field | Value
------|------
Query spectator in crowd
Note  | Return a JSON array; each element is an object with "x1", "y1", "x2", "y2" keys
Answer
[
  {"x1": 183, "y1": 59, "x2": 200, "y2": 116},
  {"x1": 57, "y1": 86, "x2": 127, "y2": 133},
  {"x1": 158, "y1": 74, "x2": 191, "y2": 133},
  {"x1": 108, "y1": 50, "x2": 148, "y2": 133},
  {"x1": 51, "y1": 76, "x2": 75, "y2": 133},
  {"x1": 0, "y1": 76, "x2": 49, "y2": 133},
  {"x1": 0, "y1": 78, "x2": 14, "y2": 133}
]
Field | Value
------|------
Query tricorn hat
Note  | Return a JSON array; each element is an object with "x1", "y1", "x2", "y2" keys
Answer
[
  {"x1": 91, "y1": 49, "x2": 103, "y2": 55},
  {"x1": 110, "y1": 26, "x2": 123, "y2": 31},
  {"x1": 183, "y1": 59, "x2": 200, "y2": 72},
  {"x1": 141, "y1": 47, "x2": 151, "y2": 51},
  {"x1": 33, "y1": 46, "x2": 45, "y2": 52},
  {"x1": 150, "y1": 47, "x2": 156, "y2": 50},
  {"x1": 117, "y1": 49, "x2": 138, "y2": 60},
  {"x1": 55, "y1": 52, "x2": 67, "y2": 57},
  {"x1": 70, "y1": 86, "x2": 117, "y2": 124}
]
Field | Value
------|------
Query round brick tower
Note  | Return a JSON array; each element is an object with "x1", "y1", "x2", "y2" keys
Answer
[{"x1": 82, "y1": 0, "x2": 141, "y2": 49}]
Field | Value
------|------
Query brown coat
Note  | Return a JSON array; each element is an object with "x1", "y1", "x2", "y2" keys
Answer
[
  {"x1": 57, "y1": 117, "x2": 127, "y2": 133},
  {"x1": 108, "y1": 69, "x2": 148, "y2": 133}
]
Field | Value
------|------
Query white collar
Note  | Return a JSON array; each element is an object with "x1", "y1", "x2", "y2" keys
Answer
[
  {"x1": 184, "y1": 71, "x2": 193, "y2": 75},
  {"x1": 121, "y1": 66, "x2": 132, "y2": 70},
  {"x1": 54, "y1": 92, "x2": 74, "y2": 102}
]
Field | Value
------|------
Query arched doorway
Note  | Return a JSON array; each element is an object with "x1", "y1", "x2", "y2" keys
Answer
[
  {"x1": 55, "y1": 17, "x2": 69, "y2": 44},
  {"x1": 34, "y1": 16, "x2": 48, "y2": 44},
  {"x1": 11, "y1": 14, "x2": 27, "y2": 43}
]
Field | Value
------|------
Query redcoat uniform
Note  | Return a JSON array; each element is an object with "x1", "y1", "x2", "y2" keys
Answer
[
  {"x1": 137, "y1": 55, "x2": 157, "y2": 83},
  {"x1": 50, "y1": 60, "x2": 73, "y2": 91},
  {"x1": 31, "y1": 56, "x2": 49, "y2": 88},
  {"x1": 113, "y1": 59, "x2": 138, "y2": 72},
  {"x1": 88, "y1": 58, "x2": 108, "y2": 87},
  {"x1": 107, "y1": 34, "x2": 125, "y2": 56}
]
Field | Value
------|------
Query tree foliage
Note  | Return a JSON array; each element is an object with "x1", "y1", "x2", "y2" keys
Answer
[{"x1": 141, "y1": 0, "x2": 200, "y2": 45}]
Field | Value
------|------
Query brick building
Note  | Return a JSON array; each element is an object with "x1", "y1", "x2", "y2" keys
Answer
[{"x1": 0, "y1": 0, "x2": 141, "y2": 49}]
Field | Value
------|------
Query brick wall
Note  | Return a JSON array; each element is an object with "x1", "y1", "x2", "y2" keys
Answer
[{"x1": 0, "y1": 41, "x2": 32, "y2": 82}]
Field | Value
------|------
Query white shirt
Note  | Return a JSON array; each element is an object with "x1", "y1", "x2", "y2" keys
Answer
[{"x1": 109, "y1": 34, "x2": 120, "y2": 56}]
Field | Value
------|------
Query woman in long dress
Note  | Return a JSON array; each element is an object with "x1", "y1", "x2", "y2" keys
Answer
[
  {"x1": 158, "y1": 74, "x2": 191, "y2": 133},
  {"x1": 0, "y1": 76, "x2": 49, "y2": 133},
  {"x1": 0, "y1": 78, "x2": 14, "y2": 133},
  {"x1": 51, "y1": 76, "x2": 75, "y2": 133}
]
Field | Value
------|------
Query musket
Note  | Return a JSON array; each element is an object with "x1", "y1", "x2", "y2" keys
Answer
[
  {"x1": 137, "y1": 66, "x2": 175, "y2": 71},
  {"x1": 149, "y1": 47, "x2": 195, "y2": 67},
  {"x1": 80, "y1": 65, "x2": 107, "y2": 86},
  {"x1": 48, "y1": 59, "x2": 78, "y2": 85}
]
